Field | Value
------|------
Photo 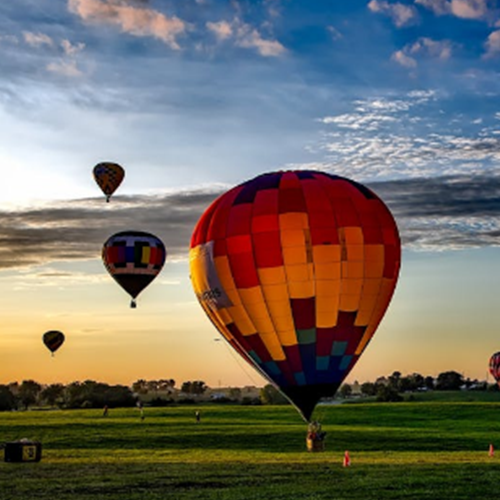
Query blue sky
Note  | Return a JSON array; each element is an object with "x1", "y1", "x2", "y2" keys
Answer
[{"x1": 0, "y1": 0, "x2": 499, "y2": 387}]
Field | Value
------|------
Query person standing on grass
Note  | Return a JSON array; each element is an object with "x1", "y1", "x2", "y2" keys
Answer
[
  {"x1": 195, "y1": 410, "x2": 201, "y2": 423},
  {"x1": 137, "y1": 401, "x2": 145, "y2": 421},
  {"x1": 103, "y1": 405, "x2": 109, "y2": 417}
]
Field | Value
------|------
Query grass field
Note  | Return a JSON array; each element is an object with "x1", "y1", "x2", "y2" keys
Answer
[{"x1": 2, "y1": 402, "x2": 500, "y2": 499}]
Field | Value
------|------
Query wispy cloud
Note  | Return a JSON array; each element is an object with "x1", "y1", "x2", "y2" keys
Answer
[
  {"x1": 47, "y1": 59, "x2": 83, "y2": 77},
  {"x1": 23, "y1": 32, "x2": 54, "y2": 48},
  {"x1": 0, "y1": 173, "x2": 498, "y2": 270},
  {"x1": 391, "y1": 50, "x2": 417, "y2": 68},
  {"x1": 327, "y1": 26, "x2": 343, "y2": 41},
  {"x1": 368, "y1": 0, "x2": 419, "y2": 27},
  {"x1": 373, "y1": 174, "x2": 500, "y2": 250},
  {"x1": 450, "y1": 0, "x2": 490, "y2": 20},
  {"x1": 68, "y1": 0, "x2": 187, "y2": 49},
  {"x1": 206, "y1": 17, "x2": 286, "y2": 57},
  {"x1": 305, "y1": 90, "x2": 500, "y2": 184},
  {"x1": 0, "y1": 189, "x2": 221, "y2": 270},
  {"x1": 392, "y1": 37, "x2": 454, "y2": 68},
  {"x1": 206, "y1": 20, "x2": 233, "y2": 41},
  {"x1": 61, "y1": 39, "x2": 85, "y2": 56},
  {"x1": 415, "y1": 0, "x2": 451, "y2": 15},
  {"x1": 415, "y1": 0, "x2": 494, "y2": 20},
  {"x1": 484, "y1": 30, "x2": 500, "y2": 58}
]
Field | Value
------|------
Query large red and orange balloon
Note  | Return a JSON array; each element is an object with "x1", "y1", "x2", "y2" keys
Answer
[
  {"x1": 93, "y1": 162, "x2": 125, "y2": 202},
  {"x1": 190, "y1": 170, "x2": 401, "y2": 421},
  {"x1": 489, "y1": 352, "x2": 500, "y2": 386}
]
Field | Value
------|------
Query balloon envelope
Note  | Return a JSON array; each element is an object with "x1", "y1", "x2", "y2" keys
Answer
[
  {"x1": 189, "y1": 170, "x2": 401, "y2": 421},
  {"x1": 489, "y1": 352, "x2": 500, "y2": 385},
  {"x1": 43, "y1": 330, "x2": 65, "y2": 354},
  {"x1": 102, "y1": 230, "x2": 166, "y2": 307},
  {"x1": 93, "y1": 162, "x2": 125, "y2": 202}
]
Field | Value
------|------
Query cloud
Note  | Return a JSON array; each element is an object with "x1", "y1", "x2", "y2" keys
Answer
[
  {"x1": 206, "y1": 20, "x2": 233, "y2": 40},
  {"x1": 391, "y1": 50, "x2": 417, "y2": 68},
  {"x1": 327, "y1": 26, "x2": 343, "y2": 41},
  {"x1": 415, "y1": 0, "x2": 492, "y2": 20},
  {"x1": 0, "y1": 175, "x2": 498, "y2": 270},
  {"x1": 61, "y1": 39, "x2": 85, "y2": 56},
  {"x1": 450, "y1": 0, "x2": 489, "y2": 19},
  {"x1": 68, "y1": 0, "x2": 187, "y2": 49},
  {"x1": 23, "y1": 32, "x2": 54, "y2": 47},
  {"x1": 305, "y1": 90, "x2": 500, "y2": 184},
  {"x1": 235, "y1": 24, "x2": 286, "y2": 56},
  {"x1": 392, "y1": 37, "x2": 454, "y2": 67},
  {"x1": 484, "y1": 30, "x2": 500, "y2": 58},
  {"x1": 409, "y1": 37, "x2": 453, "y2": 59},
  {"x1": 372, "y1": 174, "x2": 500, "y2": 250},
  {"x1": 46, "y1": 59, "x2": 83, "y2": 77},
  {"x1": 0, "y1": 189, "x2": 221, "y2": 270},
  {"x1": 415, "y1": 0, "x2": 452, "y2": 15},
  {"x1": 368, "y1": 0, "x2": 419, "y2": 27},
  {"x1": 206, "y1": 18, "x2": 286, "y2": 57}
]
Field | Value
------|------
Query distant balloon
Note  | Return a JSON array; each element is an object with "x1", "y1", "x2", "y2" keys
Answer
[
  {"x1": 189, "y1": 170, "x2": 401, "y2": 422},
  {"x1": 489, "y1": 352, "x2": 500, "y2": 386},
  {"x1": 43, "y1": 330, "x2": 65, "y2": 356},
  {"x1": 93, "y1": 162, "x2": 125, "y2": 202},
  {"x1": 102, "y1": 230, "x2": 166, "y2": 308}
]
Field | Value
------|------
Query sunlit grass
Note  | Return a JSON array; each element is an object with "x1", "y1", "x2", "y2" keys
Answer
[{"x1": 2, "y1": 403, "x2": 500, "y2": 499}]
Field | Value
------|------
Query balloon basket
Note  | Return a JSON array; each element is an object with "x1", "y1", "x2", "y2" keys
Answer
[
  {"x1": 306, "y1": 421, "x2": 326, "y2": 452},
  {"x1": 306, "y1": 437, "x2": 325, "y2": 452},
  {"x1": 4, "y1": 440, "x2": 42, "y2": 463}
]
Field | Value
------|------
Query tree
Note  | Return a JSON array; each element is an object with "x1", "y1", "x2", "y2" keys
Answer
[
  {"x1": 132, "y1": 379, "x2": 148, "y2": 394},
  {"x1": 424, "y1": 376, "x2": 435, "y2": 390},
  {"x1": 388, "y1": 371, "x2": 402, "y2": 391},
  {"x1": 0, "y1": 385, "x2": 17, "y2": 411},
  {"x1": 229, "y1": 387, "x2": 242, "y2": 401},
  {"x1": 181, "y1": 381, "x2": 207, "y2": 396},
  {"x1": 158, "y1": 379, "x2": 176, "y2": 394},
  {"x1": 259, "y1": 385, "x2": 289, "y2": 405},
  {"x1": 360, "y1": 382, "x2": 377, "y2": 397},
  {"x1": 63, "y1": 380, "x2": 135, "y2": 409},
  {"x1": 41, "y1": 384, "x2": 64, "y2": 407},
  {"x1": 435, "y1": 371, "x2": 464, "y2": 391},
  {"x1": 18, "y1": 380, "x2": 42, "y2": 410},
  {"x1": 376, "y1": 384, "x2": 403, "y2": 402},
  {"x1": 339, "y1": 384, "x2": 352, "y2": 398}
]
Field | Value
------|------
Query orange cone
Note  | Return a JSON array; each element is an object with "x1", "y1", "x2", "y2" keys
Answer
[
  {"x1": 343, "y1": 450, "x2": 351, "y2": 467},
  {"x1": 489, "y1": 444, "x2": 494, "y2": 457}
]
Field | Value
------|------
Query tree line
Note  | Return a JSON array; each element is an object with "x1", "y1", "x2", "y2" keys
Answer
[
  {"x1": 0, "y1": 370, "x2": 495, "y2": 411},
  {"x1": 339, "y1": 370, "x2": 496, "y2": 402},
  {"x1": 0, "y1": 379, "x2": 215, "y2": 411}
]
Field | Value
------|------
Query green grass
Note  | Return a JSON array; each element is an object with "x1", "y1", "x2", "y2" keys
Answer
[{"x1": 1, "y1": 403, "x2": 500, "y2": 499}]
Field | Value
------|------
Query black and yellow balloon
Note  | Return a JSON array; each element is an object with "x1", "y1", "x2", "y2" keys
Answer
[
  {"x1": 43, "y1": 330, "x2": 65, "y2": 356},
  {"x1": 93, "y1": 162, "x2": 125, "y2": 202}
]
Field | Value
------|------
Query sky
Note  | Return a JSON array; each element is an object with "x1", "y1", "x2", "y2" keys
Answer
[{"x1": 0, "y1": 0, "x2": 500, "y2": 389}]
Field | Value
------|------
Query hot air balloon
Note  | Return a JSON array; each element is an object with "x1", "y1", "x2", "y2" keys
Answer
[
  {"x1": 102, "y1": 230, "x2": 166, "y2": 308},
  {"x1": 489, "y1": 352, "x2": 500, "y2": 387},
  {"x1": 43, "y1": 330, "x2": 65, "y2": 356},
  {"x1": 93, "y1": 162, "x2": 125, "y2": 202},
  {"x1": 189, "y1": 170, "x2": 400, "y2": 422}
]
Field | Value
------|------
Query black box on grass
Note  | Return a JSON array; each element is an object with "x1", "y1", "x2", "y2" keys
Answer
[{"x1": 4, "y1": 440, "x2": 42, "y2": 462}]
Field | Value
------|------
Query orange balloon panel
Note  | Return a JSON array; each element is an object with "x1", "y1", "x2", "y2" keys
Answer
[{"x1": 190, "y1": 171, "x2": 400, "y2": 421}]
